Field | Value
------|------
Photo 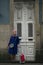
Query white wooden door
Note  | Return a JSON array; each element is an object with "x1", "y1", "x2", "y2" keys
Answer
[{"x1": 14, "y1": 2, "x2": 35, "y2": 61}]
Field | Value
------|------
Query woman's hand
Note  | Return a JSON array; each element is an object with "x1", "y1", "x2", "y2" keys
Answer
[{"x1": 7, "y1": 45, "x2": 9, "y2": 49}]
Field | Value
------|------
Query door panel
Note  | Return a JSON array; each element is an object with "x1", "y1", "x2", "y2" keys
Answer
[
  {"x1": 28, "y1": 23, "x2": 33, "y2": 37},
  {"x1": 17, "y1": 23, "x2": 22, "y2": 37}
]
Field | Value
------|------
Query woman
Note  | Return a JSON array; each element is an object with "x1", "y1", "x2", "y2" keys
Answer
[{"x1": 8, "y1": 30, "x2": 20, "y2": 61}]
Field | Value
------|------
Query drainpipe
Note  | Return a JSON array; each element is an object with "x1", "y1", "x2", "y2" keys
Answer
[{"x1": 39, "y1": 0, "x2": 42, "y2": 53}]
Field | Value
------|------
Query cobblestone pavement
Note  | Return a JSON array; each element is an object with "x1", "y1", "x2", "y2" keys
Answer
[{"x1": 0, "y1": 63, "x2": 43, "y2": 65}]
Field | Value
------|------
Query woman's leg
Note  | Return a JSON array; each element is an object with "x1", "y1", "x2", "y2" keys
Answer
[
  {"x1": 9, "y1": 54, "x2": 13, "y2": 61},
  {"x1": 13, "y1": 55, "x2": 16, "y2": 60},
  {"x1": 10, "y1": 54, "x2": 16, "y2": 61}
]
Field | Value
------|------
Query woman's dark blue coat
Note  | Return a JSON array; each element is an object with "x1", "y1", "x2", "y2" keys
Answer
[{"x1": 8, "y1": 35, "x2": 20, "y2": 55}]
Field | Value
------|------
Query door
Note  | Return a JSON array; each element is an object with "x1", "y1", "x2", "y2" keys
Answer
[{"x1": 14, "y1": 2, "x2": 35, "y2": 61}]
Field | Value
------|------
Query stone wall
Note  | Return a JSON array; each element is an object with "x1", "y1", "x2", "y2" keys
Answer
[
  {"x1": 41, "y1": 0, "x2": 43, "y2": 40},
  {"x1": 0, "y1": 25, "x2": 10, "y2": 49},
  {"x1": 0, "y1": 0, "x2": 14, "y2": 49},
  {"x1": 40, "y1": 1, "x2": 43, "y2": 48},
  {"x1": 35, "y1": 0, "x2": 40, "y2": 50},
  {"x1": 10, "y1": 0, "x2": 14, "y2": 30}
]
